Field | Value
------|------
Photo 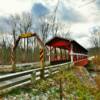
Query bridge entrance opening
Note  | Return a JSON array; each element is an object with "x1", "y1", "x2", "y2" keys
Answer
[{"x1": 46, "y1": 37, "x2": 71, "y2": 65}]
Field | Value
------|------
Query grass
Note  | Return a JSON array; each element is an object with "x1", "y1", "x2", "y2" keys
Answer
[
  {"x1": 6, "y1": 87, "x2": 32, "y2": 96},
  {"x1": 4, "y1": 67, "x2": 100, "y2": 99}
]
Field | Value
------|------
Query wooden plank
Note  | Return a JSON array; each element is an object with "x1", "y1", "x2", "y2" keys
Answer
[
  {"x1": 0, "y1": 62, "x2": 72, "y2": 95},
  {"x1": 0, "y1": 80, "x2": 31, "y2": 95},
  {"x1": 0, "y1": 74, "x2": 31, "y2": 90}
]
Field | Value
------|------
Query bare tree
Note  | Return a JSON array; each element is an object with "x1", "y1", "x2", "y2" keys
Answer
[
  {"x1": 90, "y1": 27, "x2": 100, "y2": 61},
  {"x1": 37, "y1": 0, "x2": 60, "y2": 43},
  {"x1": 18, "y1": 12, "x2": 33, "y2": 53},
  {"x1": 6, "y1": 15, "x2": 20, "y2": 44},
  {"x1": 90, "y1": 28, "x2": 100, "y2": 48},
  {"x1": 59, "y1": 23, "x2": 71, "y2": 39},
  {"x1": 38, "y1": 0, "x2": 71, "y2": 39},
  {"x1": 38, "y1": 16, "x2": 50, "y2": 43},
  {"x1": 4, "y1": 13, "x2": 33, "y2": 64}
]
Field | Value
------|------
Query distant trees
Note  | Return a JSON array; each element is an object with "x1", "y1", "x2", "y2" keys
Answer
[
  {"x1": 90, "y1": 27, "x2": 100, "y2": 53},
  {"x1": 38, "y1": 16, "x2": 50, "y2": 43},
  {"x1": 6, "y1": 15, "x2": 20, "y2": 45},
  {"x1": 0, "y1": 0, "x2": 71, "y2": 64},
  {"x1": 18, "y1": 13, "x2": 33, "y2": 52},
  {"x1": 6, "y1": 13, "x2": 33, "y2": 62},
  {"x1": 90, "y1": 27, "x2": 100, "y2": 64},
  {"x1": 55, "y1": 23, "x2": 71, "y2": 39},
  {"x1": 37, "y1": 10, "x2": 71, "y2": 43}
]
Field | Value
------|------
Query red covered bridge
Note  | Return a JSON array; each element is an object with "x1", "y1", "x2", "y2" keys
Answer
[{"x1": 46, "y1": 37, "x2": 88, "y2": 66}]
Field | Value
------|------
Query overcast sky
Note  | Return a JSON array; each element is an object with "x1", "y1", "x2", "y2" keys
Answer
[{"x1": 0, "y1": 0, "x2": 100, "y2": 48}]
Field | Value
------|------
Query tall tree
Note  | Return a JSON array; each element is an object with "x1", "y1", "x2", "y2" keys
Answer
[
  {"x1": 90, "y1": 27, "x2": 100, "y2": 62},
  {"x1": 18, "y1": 12, "x2": 33, "y2": 53},
  {"x1": 6, "y1": 15, "x2": 20, "y2": 44},
  {"x1": 90, "y1": 27, "x2": 100, "y2": 50}
]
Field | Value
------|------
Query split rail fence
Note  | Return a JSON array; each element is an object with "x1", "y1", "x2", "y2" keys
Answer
[{"x1": 0, "y1": 62, "x2": 72, "y2": 95}]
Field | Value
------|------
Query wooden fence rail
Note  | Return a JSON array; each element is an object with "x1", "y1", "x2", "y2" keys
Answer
[{"x1": 0, "y1": 62, "x2": 71, "y2": 95}]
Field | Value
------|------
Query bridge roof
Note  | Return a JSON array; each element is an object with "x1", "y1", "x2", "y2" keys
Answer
[
  {"x1": 45, "y1": 37, "x2": 71, "y2": 49},
  {"x1": 45, "y1": 36, "x2": 88, "y2": 52},
  {"x1": 72, "y1": 40, "x2": 88, "y2": 53}
]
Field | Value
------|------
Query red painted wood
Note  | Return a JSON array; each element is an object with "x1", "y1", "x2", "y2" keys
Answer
[
  {"x1": 49, "y1": 41, "x2": 71, "y2": 49},
  {"x1": 74, "y1": 58, "x2": 88, "y2": 66},
  {"x1": 46, "y1": 37, "x2": 88, "y2": 65}
]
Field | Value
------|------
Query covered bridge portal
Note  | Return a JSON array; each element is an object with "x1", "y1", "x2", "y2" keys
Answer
[{"x1": 46, "y1": 37, "x2": 88, "y2": 66}]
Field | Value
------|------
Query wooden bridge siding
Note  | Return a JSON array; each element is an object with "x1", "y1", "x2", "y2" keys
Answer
[{"x1": 74, "y1": 58, "x2": 88, "y2": 66}]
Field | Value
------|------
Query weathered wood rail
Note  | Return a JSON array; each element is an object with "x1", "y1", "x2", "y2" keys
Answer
[
  {"x1": 0, "y1": 62, "x2": 71, "y2": 95},
  {"x1": 0, "y1": 61, "x2": 50, "y2": 72}
]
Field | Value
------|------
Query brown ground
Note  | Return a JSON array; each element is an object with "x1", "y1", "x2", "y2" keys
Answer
[{"x1": 95, "y1": 74, "x2": 100, "y2": 89}]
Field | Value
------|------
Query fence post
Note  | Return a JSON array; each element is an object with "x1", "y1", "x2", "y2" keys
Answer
[
  {"x1": 40, "y1": 48, "x2": 45, "y2": 79},
  {"x1": 60, "y1": 78, "x2": 63, "y2": 100},
  {"x1": 11, "y1": 46, "x2": 16, "y2": 72},
  {"x1": 31, "y1": 71, "x2": 36, "y2": 84}
]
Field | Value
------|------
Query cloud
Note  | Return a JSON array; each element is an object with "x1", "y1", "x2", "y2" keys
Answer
[
  {"x1": 57, "y1": 1, "x2": 86, "y2": 23},
  {"x1": 76, "y1": 37, "x2": 91, "y2": 48},
  {"x1": 96, "y1": 0, "x2": 100, "y2": 9},
  {"x1": 59, "y1": 8, "x2": 84, "y2": 22},
  {"x1": 70, "y1": 31, "x2": 91, "y2": 48},
  {"x1": 0, "y1": 0, "x2": 99, "y2": 48},
  {"x1": 69, "y1": 23, "x2": 93, "y2": 48},
  {"x1": 31, "y1": 3, "x2": 49, "y2": 17},
  {"x1": 0, "y1": 0, "x2": 34, "y2": 16},
  {"x1": 0, "y1": 17, "x2": 11, "y2": 33}
]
